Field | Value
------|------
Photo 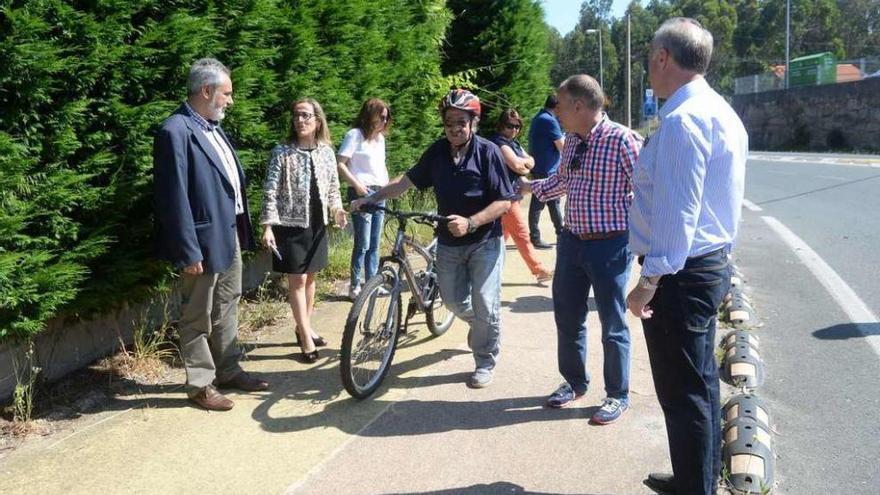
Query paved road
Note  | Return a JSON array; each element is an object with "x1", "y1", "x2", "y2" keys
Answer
[{"x1": 735, "y1": 153, "x2": 880, "y2": 494}]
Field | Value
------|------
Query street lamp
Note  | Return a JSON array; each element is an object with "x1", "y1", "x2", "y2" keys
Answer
[{"x1": 585, "y1": 28, "x2": 604, "y2": 89}]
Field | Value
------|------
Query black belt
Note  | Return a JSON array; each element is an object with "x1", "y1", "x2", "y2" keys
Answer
[
  {"x1": 637, "y1": 247, "x2": 727, "y2": 266},
  {"x1": 568, "y1": 229, "x2": 627, "y2": 241}
]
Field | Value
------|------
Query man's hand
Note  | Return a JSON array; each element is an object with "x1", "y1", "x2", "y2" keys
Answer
[
  {"x1": 447, "y1": 215, "x2": 470, "y2": 237},
  {"x1": 183, "y1": 261, "x2": 203, "y2": 276},
  {"x1": 350, "y1": 197, "x2": 368, "y2": 213},
  {"x1": 334, "y1": 208, "x2": 348, "y2": 229},
  {"x1": 354, "y1": 184, "x2": 369, "y2": 197},
  {"x1": 626, "y1": 285, "x2": 656, "y2": 319}
]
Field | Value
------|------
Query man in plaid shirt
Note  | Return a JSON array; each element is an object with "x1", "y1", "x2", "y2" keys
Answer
[{"x1": 521, "y1": 74, "x2": 643, "y2": 424}]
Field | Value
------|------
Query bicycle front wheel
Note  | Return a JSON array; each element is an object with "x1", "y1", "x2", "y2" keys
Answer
[{"x1": 340, "y1": 269, "x2": 402, "y2": 399}]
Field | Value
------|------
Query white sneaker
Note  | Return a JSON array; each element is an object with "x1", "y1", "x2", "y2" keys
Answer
[{"x1": 348, "y1": 285, "x2": 361, "y2": 301}]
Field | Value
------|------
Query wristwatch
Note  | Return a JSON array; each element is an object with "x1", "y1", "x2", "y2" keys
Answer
[
  {"x1": 638, "y1": 275, "x2": 658, "y2": 290},
  {"x1": 466, "y1": 217, "x2": 478, "y2": 234}
]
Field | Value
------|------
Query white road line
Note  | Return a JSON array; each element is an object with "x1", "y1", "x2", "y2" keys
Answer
[
  {"x1": 749, "y1": 155, "x2": 880, "y2": 168},
  {"x1": 761, "y1": 215, "x2": 880, "y2": 358},
  {"x1": 743, "y1": 199, "x2": 763, "y2": 212}
]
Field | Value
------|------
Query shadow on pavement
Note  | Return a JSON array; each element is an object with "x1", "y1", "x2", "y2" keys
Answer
[
  {"x1": 14, "y1": 369, "x2": 191, "y2": 427},
  {"x1": 246, "y1": 330, "x2": 600, "y2": 437},
  {"x1": 812, "y1": 322, "x2": 880, "y2": 340},
  {"x1": 502, "y1": 296, "x2": 596, "y2": 313},
  {"x1": 502, "y1": 295, "x2": 553, "y2": 313},
  {"x1": 383, "y1": 481, "x2": 606, "y2": 494},
  {"x1": 253, "y1": 368, "x2": 597, "y2": 435}
]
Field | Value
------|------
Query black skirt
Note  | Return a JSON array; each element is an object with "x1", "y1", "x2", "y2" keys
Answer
[
  {"x1": 272, "y1": 223, "x2": 328, "y2": 274},
  {"x1": 271, "y1": 152, "x2": 330, "y2": 274}
]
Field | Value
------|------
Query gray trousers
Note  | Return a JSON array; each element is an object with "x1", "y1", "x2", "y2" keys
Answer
[{"x1": 179, "y1": 243, "x2": 243, "y2": 396}]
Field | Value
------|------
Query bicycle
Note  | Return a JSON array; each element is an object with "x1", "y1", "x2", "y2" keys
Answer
[{"x1": 340, "y1": 204, "x2": 456, "y2": 399}]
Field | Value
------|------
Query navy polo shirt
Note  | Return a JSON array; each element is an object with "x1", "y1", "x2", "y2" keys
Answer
[
  {"x1": 527, "y1": 109, "x2": 563, "y2": 176},
  {"x1": 406, "y1": 135, "x2": 515, "y2": 246},
  {"x1": 488, "y1": 133, "x2": 526, "y2": 201}
]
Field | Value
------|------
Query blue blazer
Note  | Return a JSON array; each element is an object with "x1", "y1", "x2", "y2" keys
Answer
[{"x1": 153, "y1": 105, "x2": 256, "y2": 274}]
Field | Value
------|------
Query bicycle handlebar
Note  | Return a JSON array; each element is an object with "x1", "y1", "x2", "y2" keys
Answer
[{"x1": 360, "y1": 203, "x2": 449, "y2": 225}]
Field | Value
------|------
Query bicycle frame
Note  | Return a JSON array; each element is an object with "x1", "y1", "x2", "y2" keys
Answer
[
  {"x1": 360, "y1": 205, "x2": 444, "y2": 335},
  {"x1": 379, "y1": 215, "x2": 434, "y2": 312}
]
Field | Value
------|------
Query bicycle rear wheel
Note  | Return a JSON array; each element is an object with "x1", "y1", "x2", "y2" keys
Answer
[
  {"x1": 425, "y1": 284, "x2": 455, "y2": 336},
  {"x1": 404, "y1": 238, "x2": 455, "y2": 337},
  {"x1": 340, "y1": 269, "x2": 402, "y2": 399}
]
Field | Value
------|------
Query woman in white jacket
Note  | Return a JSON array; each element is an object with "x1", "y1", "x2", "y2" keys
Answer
[{"x1": 260, "y1": 98, "x2": 346, "y2": 362}]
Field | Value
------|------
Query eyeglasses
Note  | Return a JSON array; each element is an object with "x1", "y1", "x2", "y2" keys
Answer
[
  {"x1": 504, "y1": 123, "x2": 522, "y2": 130},
  {"x1": 444, "y1": 119, "x2": 471, "y2": 129},
  {"x1": 569, "y1": 142, "x2": 589, "y2": 171},
  {"x1": 293, "y1": 112, "x2": 315, "y2": 121}
]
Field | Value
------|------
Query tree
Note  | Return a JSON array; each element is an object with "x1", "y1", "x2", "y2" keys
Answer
[
  {"x1": 0, "y1": 0, "x2": 452, "y2": 343},
  {"x1": 442, "y1": 0, "x2": 553, "y2": 129},
  {"x1": 834, "y1": 0, "x2": 877, "y2": 59},
  {"x1": 550, "y1": 1, "x2": 621, "y2": 120}
]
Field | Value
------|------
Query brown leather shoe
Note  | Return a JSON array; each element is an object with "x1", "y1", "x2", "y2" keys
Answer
[
  {"x1": 189, "y1": 385, "x2": 234, "y2": 411},
  {"x1": 217, "y1": 372, "x2": 269, "y2": 392}
]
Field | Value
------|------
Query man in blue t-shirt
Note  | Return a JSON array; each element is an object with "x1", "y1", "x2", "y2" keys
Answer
[
  {"x1": 351, "y1": 89, "x2": 515, "y2": 389},
  {"x1": 527, "y1": 94, "x2": 565, "y2": 249}
]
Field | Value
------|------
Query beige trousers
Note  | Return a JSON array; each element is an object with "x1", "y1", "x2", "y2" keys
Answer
[{"x1": 179, "y1": 242, "x2": 243, "y2": 396}]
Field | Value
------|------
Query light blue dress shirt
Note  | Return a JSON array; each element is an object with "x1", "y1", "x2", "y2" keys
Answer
[{"x1": 629, "y1": 78, "x2": 748, "y2": 277}]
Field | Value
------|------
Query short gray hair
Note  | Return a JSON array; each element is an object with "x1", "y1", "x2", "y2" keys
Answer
[
  {"x1": 559, "y1": 74, "x2": 604, "y2": 111},
  {"x1": 187, "y1": 58, "x2": 230, "y2": 96},
  {"x1": 652, "y1": 17, "x2": 714, "y2": 74}
]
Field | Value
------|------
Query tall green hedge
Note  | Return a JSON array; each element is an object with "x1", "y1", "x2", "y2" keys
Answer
[
  {"x1": 442, "y1": 0, "x2": 553, "y2": 129},
  {"x1": 0, "y1": 0, "x2": 455, "y2": 343}
]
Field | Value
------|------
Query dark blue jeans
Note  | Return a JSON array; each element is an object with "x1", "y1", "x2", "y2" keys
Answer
[
  {"x1": 527, "y1": 172, "x2": 563, "y2": 242},
  {"x1": 347, "y1": 186, "x2": 385, "y2": 288},
  {"x1": 642, "y1": 248, "x2": 730, "y2": 495},
  {"x1": 552, "y1": 230, "x2": 632, "y2": 400}
]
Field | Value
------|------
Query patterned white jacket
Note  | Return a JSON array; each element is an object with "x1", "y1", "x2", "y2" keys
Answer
[{"x1": 259, "y1": 143, "x2": 343, "y2": 228}]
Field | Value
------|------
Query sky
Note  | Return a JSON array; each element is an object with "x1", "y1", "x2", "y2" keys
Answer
[{"x1": 542, "y1": 0, "x2": 630, "y2": 35}]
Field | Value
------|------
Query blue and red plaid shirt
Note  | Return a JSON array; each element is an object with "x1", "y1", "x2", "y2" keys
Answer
[{"x1": 531, "y1": 113, "x2": 643, "y2": 234}]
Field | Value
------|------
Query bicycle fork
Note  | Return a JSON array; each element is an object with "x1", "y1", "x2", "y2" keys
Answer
[{"x1": 364, "y1": 265, "x2": 402, "y2": 340}]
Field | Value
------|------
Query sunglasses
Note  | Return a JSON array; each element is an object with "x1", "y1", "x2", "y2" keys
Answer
[
  {"x1": 569, "y1": 142, "x2": 589, "y2": 171},
  {"x1": 293, "y1": 111, "x2": 315, "y2": 121},
  {"x1": 444, "y1": 118, "x2": 471, "y2": 129},
  {"x1": 504, "y1": 123, "x2": 522, "y2": 130}
]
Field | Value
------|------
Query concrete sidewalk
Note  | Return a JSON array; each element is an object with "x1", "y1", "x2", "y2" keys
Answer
[{"x1": 1, "y1": 202, "x2": 670, "y2": 495}]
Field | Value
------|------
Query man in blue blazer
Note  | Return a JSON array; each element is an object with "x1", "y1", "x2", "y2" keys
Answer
[{"x1": 153, "y1": 58, "x2": 268, "y2": 411}]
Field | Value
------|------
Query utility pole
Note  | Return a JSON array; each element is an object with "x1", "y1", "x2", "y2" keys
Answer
[
  {"x1": 585, "y1": 28, "x2": 604, "y2": 89},
  {"x1": 785, "y1": 0, "x2": 791, "y2": 89},
  {"x1": 599, "y1": 27, "x2": 604, "y2": 90},
  {"x1": 626, "y1": 13, "x2": 632, "y2": 128}
]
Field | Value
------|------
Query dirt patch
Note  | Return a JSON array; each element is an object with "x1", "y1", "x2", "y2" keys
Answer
[{"x1": 0, "y1": 295, "x2": 293, "y2": 454}]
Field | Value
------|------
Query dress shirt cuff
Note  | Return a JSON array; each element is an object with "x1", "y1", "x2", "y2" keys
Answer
[
  {"x1": 641, "y1": 255, "x2": 676, "y2": 278},
  {"x1": 530, "y1": 178, "x2": 548, "y2": 202}
]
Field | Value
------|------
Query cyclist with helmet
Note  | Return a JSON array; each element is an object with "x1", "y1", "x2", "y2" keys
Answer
[{"x1": 351, "y1": 89, "x2": 515, "y2": 388}]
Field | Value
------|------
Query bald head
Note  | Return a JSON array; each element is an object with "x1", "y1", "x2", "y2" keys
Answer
[
  {"x1": 559, "y1": 74, "x2": 604, "y2": 111},
  {"x1": 652, "y1": 17, "x2": 714, "y2": 74}
]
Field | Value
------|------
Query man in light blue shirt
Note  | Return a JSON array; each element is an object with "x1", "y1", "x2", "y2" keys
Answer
[{"x1": 626, "y1": 18, "x2": 748, "y2": 495}]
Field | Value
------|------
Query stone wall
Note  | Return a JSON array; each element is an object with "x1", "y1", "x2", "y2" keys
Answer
[
  {"x1": 733, "y1": 77, "x2": 880, "y2": 151},
  {"x1": 0, "y1": 252, "x2": 276, "y2": 401}
]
